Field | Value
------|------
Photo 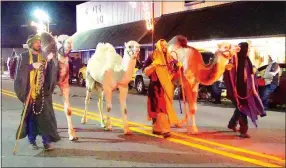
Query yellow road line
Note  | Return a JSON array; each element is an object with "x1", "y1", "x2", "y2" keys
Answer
[
  {"x1": 52, "y1": 105, "x2": 281, "y2": 167},
  {"x1": 3, "y1": 89, "x2": 285, "y2": 162},
  {"x1": 53, "y1": 102, "x2": 285, "y2": 163},
  {"x1": 2, "y1": 89, "x2": 15, "y2": 94},
  {"x1": 1, "y1": 92, "x2": 18, "y2": 98},
  {"x1": 2, "y1": 89, "x2": 283, "y2": 167}
]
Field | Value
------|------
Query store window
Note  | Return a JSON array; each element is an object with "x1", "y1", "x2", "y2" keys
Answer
[
  {"x1": 81, "y1": 51, "x2": 90, "y2": 64},
  {"x1": 89, "y1": 50, "x2": 95, "y2": 56}
]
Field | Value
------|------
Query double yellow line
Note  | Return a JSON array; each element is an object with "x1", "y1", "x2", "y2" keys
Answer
[{"x1": 2, "y1": 89, "x2": 285, "y2": 167}]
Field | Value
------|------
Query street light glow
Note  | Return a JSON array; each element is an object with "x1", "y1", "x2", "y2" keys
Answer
[
  {"x1": 129, "y1": 2, "x2": 153, "y2": 30},
  {"x1": 142, "y1": 2, "x2": 153, "y2": 30},
  {"x1": 34, "y1": 9, "x2": 50, "y2": 22},
  {"x1": 31, "y1": 20, "x2": 47, "y2": 34}
]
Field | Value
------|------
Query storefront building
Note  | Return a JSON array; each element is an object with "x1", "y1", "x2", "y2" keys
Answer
[{"x1": 72, "y1": 1, "x2": 285, "y2": 67}]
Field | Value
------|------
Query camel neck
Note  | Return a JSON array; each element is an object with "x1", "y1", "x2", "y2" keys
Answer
[{"x1": 118, "y1": 54, "x2": 136, "y2": 85}]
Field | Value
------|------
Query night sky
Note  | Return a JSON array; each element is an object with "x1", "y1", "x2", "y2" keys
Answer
[{"x1": 1, "y1": 1, "x2": 85, "y2": 48}]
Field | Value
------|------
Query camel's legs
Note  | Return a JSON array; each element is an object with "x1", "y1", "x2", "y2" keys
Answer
[
  {"x1": 81, "y1": 89, "x2": 91, "y2": 124},
  {"x1": 60, "y1": 86, "x2": 78, "y2": 140},
  {"x1": 103, "y1": 88, "x2": 112, "y2": 131},
  {"x1": 183, "y1": 80, "x2": 199, "y2": 134},
  {"x1": 118, "y1": 85, "x2": 132, "y2": 135},
  {"x1": 97, "y1": 90, "x2": 105, "y2": 128},
  {"x1": 103, "y1": 70, "x2": 113, "y2": 131},
  {"x1": 185, "y1": 83, "x2": 199, "y2": 134},
  {"x1": 182, "y1": 85, "x2": 191, "y2": 134},
  {"x1": 82, "y1": 73, "x2": 95, "y2": 124},
  {"x1": 189, "y1": 91, "x2": 199, "y2": 134}
]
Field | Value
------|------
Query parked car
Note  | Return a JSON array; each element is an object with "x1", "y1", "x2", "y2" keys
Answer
[
  {"x1": 77, "y1": 64, "x2": 87, "y2": 86},
  {"x1": 173, "y1": 82, "x2": 227, "y2": 100},
  {"x1": 257, "y1": 63, "x2": 286, "y2": 107},
  {"x1": 128, "y1": 67, "x2": 139, "y2": 90},
  {"x1": 134, "y1": 68, "x2": 150, "y2": 94}
]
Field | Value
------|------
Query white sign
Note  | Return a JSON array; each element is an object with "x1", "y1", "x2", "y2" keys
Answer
[{"x1": 76, "y1": 1, "x2": 162, "y2": 32}]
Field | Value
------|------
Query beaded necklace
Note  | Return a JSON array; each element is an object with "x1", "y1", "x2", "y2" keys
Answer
[{"x1": 29, "y1": 50, "x2": 46, "y2": 115}]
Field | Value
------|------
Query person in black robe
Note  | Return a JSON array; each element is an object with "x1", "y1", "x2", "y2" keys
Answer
[
  {"x1": 14, "y1": 33, "x2": 61, "y2": 151},
  {"x1": 224, "y1": 42, "x2": 266, "y2": 138}
]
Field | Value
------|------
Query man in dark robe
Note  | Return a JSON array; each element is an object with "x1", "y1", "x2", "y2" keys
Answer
[
  {"x1": 14, "y1": 34, "x2": 61, "y2": 150},
  {"x1": 223, "y1": 42, "x2": 266, "y2": 138}
]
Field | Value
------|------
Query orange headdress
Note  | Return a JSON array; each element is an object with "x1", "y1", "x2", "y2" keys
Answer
[{"x1": 152, "y1": 39, "x2": 174, "y2": 101}]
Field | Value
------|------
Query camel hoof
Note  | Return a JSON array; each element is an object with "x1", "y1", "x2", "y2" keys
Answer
[
  {"x1": 100, "y1": 123, "x2": 106, "y2": 128},
  {"x1": 123, "y1": 126, "x2": 132, "y2": 135},
  {"x1": 69, "y1": 136, "x2": 79, "y2": 141},
  {"x1": 101, "y1": 120, "x2": 108, "y2": 128},
  {"x1": 174, "y1": 123, "x2": 183, "y2": 128},
  {"x1": 186, "y1": 126, "x2": 192, "y2": 135},
  {"x1": 124, "y1": 131, "x2": 133, "y2": 136},
  {"x1": 191, "y1": 126, "x2": 199, "y2": 134},
  {"x1": 124, "y1": 126, "x2": 132, "y2": 135},
  {"x1": 81, "y1": 117, "x2": 88, "y2": 124},
  {"x1": 104, "y1": 126, "x2": 112, "y2": 132}
]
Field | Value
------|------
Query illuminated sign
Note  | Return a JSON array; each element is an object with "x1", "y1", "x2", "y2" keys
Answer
[
  {"x1": 76, "y1": 1, "x2": 162, "y2": 32},
  {"x1": 188, "y1": 36, "x2": 286, "y2": 67}
]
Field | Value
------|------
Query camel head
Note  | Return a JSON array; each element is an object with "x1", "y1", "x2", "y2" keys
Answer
[
  {"x1": 168, "y1": 35, "x2": 190, "y2": 62},
  {"x1": 168, "y1": 35, "x2": 188, "y2": 51},
  {"x1": 124, "y1": 40, "x2": 140, "y2": 60},
  {"x1": 215, "y1": 42, "x2": 240, "y2": 60},
  {"x1": 55, "y1": 35, "x2": 72, "y2": 57},
  {"x1": 39, "y1": 31, "x2": 57, "y2": 59},
  {"x1": 215, "y1": 42, "x2": 241, "y2": 71}
]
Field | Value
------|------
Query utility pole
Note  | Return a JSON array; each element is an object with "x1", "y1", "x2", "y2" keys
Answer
[{"x1": 152, "y1": 1, "x2": 155, "y2": 50}]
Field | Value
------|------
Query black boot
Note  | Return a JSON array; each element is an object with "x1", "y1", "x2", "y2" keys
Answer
[
  {"x1": 227, "y1": 108, "x2": 240, "y2": 132},
  {"x1": 238, "y1": 114, "x2": 250, "y2": 138},
  {"x1": 44, "y1": 143, "x2": 54, "y2": 151}
]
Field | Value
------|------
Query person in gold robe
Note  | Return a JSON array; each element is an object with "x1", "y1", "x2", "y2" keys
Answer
[{"x1": 143, "y1": 39, "x2": 181, "y2": 138}]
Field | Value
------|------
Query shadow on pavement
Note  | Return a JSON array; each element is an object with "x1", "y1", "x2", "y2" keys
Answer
[{"x1": 34, "y1": 148, "x2": 222, "y2": 164}]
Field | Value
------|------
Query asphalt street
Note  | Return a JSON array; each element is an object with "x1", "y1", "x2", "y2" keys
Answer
[{"x1": 1, "y1": 75, "x2": 285, "y2": 167}]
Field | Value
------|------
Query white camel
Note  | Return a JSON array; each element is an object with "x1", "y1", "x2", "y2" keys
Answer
[
  {"x1": 168, "y1": 35, "x2": 240, "y2": 134},
  {"x1": 81, "y1": 41, "x2": 140, "y2": 135}
]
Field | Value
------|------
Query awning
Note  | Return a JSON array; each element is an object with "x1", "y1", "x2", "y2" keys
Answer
[
  {"x1": 72, "y1": 20, "x2": 149, "y2": 50},
  {"x1": 139, "y1": 10, "x2": 189, "y2": 45},
  {"x1": 139, "y1": 1, "x2": 286, "y2": 44}
]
